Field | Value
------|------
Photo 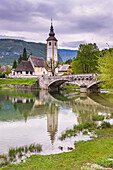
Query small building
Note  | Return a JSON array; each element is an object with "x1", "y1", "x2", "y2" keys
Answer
[
  {"x1": 11, "y1": 55, "x2": 47, "y2": 77},
  {"x1": 28, "y1": 55, "x2": 47, "y2": 76},
  {"x1": 58, "y1": 64, "x2": 71, "y2": 75}
]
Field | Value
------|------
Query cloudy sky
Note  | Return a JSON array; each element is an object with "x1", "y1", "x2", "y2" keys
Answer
[{"x1": 0, "y1": 0, "x2": 113, "y2": 50}]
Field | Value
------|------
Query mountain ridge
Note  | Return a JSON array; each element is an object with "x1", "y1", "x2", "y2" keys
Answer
[{"x1": 0, "y1": 39, "x2": 77, "y2": 65}]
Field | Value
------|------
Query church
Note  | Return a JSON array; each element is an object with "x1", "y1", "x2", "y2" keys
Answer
[{"x1": 10, "y1": 21, "x2": 58, "y2": 78}]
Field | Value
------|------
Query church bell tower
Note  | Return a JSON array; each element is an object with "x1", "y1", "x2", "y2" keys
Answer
[{"x1": 46, "y1": 20, "x2": 58, "y2": 63}]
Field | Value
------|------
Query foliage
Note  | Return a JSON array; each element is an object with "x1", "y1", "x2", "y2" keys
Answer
[
  {"x1": 45, "y1": 58, "x2": 59, "y2": 76},
  {"x1": 92, "y1": 114, "x2": 104, "y2": 121},
  {"x1": 98, "y1": 50, "x2": 113, "y2": 89},
  {"x1": 101, "y1": 121, "x2": 111, "y2": 128},
  {"x1": 12, "y1": 59, "x2": 17, "y2": 69},
  {"x1": 62, "y1": 84, "x2": 80, "y2": 89},
  {"x1": 18, "y1": 55, "x2": 22, "y2": 64},
  {"x1": 64, "y1": 58, "x2": 72, "y2": 64},
  {"x1": 22, "y1": 48, "x2": 27, "y2": 60},
  {"x1": 0, "y1": 144, "x2": 42, "y2": 168},
  {"x1": 71, "y1": 43, "x2": 99, "y2": 73},
  {"x1": 0, "y1": 65, "x2": 11, "y2": 77}
]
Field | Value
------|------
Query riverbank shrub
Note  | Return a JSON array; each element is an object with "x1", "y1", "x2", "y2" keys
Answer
[
  {"x1": 0, "y1": 143, "x2": 42, "y2": 168},
  {"x1": 110, "y1": 113, "x2": 113, "y2": 118},
  {"x1": 101, "y1": 121, "x2": 111, "y2": 129},
  {"x1": 92, "y1": 114, "x2": 104, "y2": 121},
  {"x1": 62, "y1": 84, "x2": 80, "y2": 90},
  {"x1": 59, "y1": 121, "x2": 111, "y2": 141}
]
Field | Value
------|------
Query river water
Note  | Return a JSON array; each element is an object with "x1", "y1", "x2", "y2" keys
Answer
[{"x1": 0, "y1": 89, "x2": 113, "y2": 155}]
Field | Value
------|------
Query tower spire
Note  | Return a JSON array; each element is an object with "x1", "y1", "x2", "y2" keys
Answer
[
  {"x1": 51, "y1": 18, "x2": 53, "y2": 26},
  {"x1": 49, "y1": 19, "x2": 55, "y2": 37}
]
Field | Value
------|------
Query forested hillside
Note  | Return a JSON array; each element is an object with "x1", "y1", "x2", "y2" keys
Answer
[{"x1": 0, "y1": 39, "x2": 77, "y2": 65}]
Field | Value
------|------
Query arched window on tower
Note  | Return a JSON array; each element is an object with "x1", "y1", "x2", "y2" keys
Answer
[{"x1": 49, "y1": 42, "x2": 51, "y2": 46}]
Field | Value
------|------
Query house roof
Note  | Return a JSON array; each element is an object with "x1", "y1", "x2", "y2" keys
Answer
[
  {"x1": 29, "y1": 55, "x2": 45, "y2": 67},
  {"x1": 58, "y1": 64, "x2": 70, "y2": 72},
  {"x1": 15, "y1": 60, "x2": 34, "y2": 72}
]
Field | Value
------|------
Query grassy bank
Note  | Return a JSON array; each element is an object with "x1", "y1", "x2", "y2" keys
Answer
[
  {"x1": 0, "y1": 79, "x2": 37, "y2": 86},
  {"x1": 2, "y1": 128, "x2": 113, "y2": 170},
  {"x1": 62, "y1": 84, "x2": 80, "y2": 92}
]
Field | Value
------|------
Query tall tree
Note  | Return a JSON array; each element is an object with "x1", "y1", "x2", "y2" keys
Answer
[
  {"x1": 98, "y1": 50, "x2": 113, "y2": 89},
  {"x1": 45, "y1": 59, "x2": 59, "y2": 76},
  {"x1": 18, "y1": 55, "x2": 22, "y2": 64},
  {"x1": 12, "y1": 59, "x2": 17, "y2": 69},
  {"x1": 22, "y1": 48, "x2": 27, "y2": 60},
  {"x1": 71, "y1": 43, "x2": 99, "y2": 74}
]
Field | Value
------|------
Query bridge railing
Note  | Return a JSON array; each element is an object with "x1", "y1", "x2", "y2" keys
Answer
[{"x1": 42, "y1": 73, "x2": 100, "y2": 80}]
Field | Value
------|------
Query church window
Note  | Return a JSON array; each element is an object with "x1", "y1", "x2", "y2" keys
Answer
[
  {"x1": 55, "y1": 42, "x2": 56, "y2": 46},
  {"x1": 26, "y1": 71, "x2": 28, "y2": 74},
  {"x1": 49, "y1": 42, "x2": 51, "y2": 46}
]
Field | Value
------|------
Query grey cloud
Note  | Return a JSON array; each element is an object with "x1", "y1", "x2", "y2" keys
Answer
[
  {"x1": 0, "y1": 0, "x2": 113, "y2": 49},
  {"x1": 0, "y1": 35, "x2": 26, "y2": 40},
  {"x1": 61, "y1": 41, "x2": 86, "y2": 48}
]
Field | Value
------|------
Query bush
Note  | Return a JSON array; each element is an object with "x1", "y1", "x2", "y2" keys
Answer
[
  {"x1": 83, "y1": 130, "x2": 88, "y2": 135},
  {"x1": 83, "y1": 122, "x2": 94, "y2": 129},
  {"x1": 101, "y1": 121, "x2": 111, "y2": 129},
  {"x1": 76, "y1": 124, "x2": 84, "y2": 131},
  {"x1": 110, "y1": 113, "x2": 113, "y2": 118},
  {"x1": 92, "y1": 115, "x2": 104, "y2": 121}
]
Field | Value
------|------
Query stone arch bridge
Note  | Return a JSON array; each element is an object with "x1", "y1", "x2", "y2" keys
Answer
[{"x1": 39, "y1": 74, "x2": 102, "y2": 93}]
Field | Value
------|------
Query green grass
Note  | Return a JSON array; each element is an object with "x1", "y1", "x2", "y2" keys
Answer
[
  {"x1": 0, "y1": 79, "x2": 37, "y2": 86},
  {"x1": 1, "y1": 128, "x2": 113, "y2": 169},
  {"x1": 62, "y1": 84, "x2": 80, "y2": 92}
]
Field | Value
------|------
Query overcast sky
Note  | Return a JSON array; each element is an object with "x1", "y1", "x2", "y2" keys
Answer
[{"x1": 0, "y1": 0, "x2": 113, "y2": 50}]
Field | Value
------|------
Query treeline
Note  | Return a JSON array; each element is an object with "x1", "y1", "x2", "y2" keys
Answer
[{"x1": 12, "y1": 48, "x2": 29, "y2": 69}]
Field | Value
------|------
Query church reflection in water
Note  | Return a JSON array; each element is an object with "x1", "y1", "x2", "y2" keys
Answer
[
  {"x1": 47, "y1": 103, "x2": 59, "y2": 144},
  {"x1": 0, "y1": 90, "x2": 113, "y2": 144}
]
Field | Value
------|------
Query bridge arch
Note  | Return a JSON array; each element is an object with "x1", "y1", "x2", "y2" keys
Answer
[
  {"x1": 87, "y1": 80, "x2": 102, "y2": 89},
  {"x1": 48, "y1": 79, "x2": 80, "y2": 89}
]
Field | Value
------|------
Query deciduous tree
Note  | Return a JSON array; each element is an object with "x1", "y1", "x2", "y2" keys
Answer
[
  {"x1": 45, "y1": 59, "x2": 59, "y2": 76},
  {"x1": 98, "y1": 50, "x2": 113, "y2": 89},
  {"x1": 71, "y1": 43, "x2": 99, "y2": 73}
]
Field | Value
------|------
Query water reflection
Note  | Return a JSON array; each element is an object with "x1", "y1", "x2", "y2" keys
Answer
[{"x1": 0, "y1": 89, "x2": 113, "y2": 154}]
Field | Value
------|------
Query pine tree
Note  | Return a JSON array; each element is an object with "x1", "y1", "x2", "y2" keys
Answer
[
  {"x1": 18, "y1": 55, "x2": 22, "y2": 64},
  {"x1": 12, "y1": 59, "x2": 17, "y2": 69},
  {"x1": 22, "y1": 48, "x2": 27, "y2": 60}
]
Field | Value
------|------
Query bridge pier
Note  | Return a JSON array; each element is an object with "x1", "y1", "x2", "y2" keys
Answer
[{"x1": 80, "y1": 85, "x2": 87, "y2": 93}]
